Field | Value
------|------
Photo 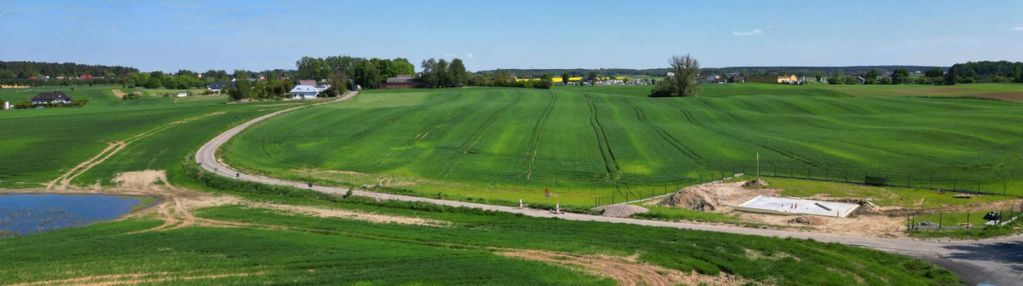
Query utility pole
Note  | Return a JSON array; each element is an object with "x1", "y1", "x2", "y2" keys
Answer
[{"x1": 756, "y1": 152, "x2": 761, "y2": 182}]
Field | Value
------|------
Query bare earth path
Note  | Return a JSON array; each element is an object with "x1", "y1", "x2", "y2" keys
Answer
[{"x1": 196, "y1": 91, "x2": 1022, "y2": 285}]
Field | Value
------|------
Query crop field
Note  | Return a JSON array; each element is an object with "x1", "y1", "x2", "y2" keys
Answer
[
  {"x1": 222, "y1": 84, "x2": 1023, "y2": 206},
  {"x1": 0, "y1": 188, "x2": 958, "y2": 286},
  {"x1": 0, "y1": 86, "x2": 298, "y2": 188},
  {"x1": 824, "y1": 83, "x2": 1023, "y2": 102}
]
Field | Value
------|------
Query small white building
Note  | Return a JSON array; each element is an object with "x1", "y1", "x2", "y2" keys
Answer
[
  {"x1": 176, "y1": 92, "x2": 188, "y2": 97},
  {"x1": 2, "y1": 100, "x2": 10, "y2": 110},
  {"x1": 290, "y1": 85, "x2": 320, "y2": 99}
]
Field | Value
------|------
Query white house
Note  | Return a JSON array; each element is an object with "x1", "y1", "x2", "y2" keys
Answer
[{"x1": 290, "y1": 85, "x2": 320, "y2": 99}]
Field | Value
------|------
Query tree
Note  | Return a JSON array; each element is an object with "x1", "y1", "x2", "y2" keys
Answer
[
  {"x1": 296, "y1": 57, "x2": 330, "y2": 80},
  {"x1": 924, "y1": 68, "x2": 943, "y2": 84},
  {"x1": 353, "y1": 60, "x2": 383, "y2": 89},
  {"x1": 536, "y1": 74, "x2": 553, "y2": 89},
  {"x1": 863, "y1": 69, "x2": 880, "y2": 84},
  {"x1": 891, "y1": 68, "x2": 910, "y2": 84},
  {"x1": 389, "y1": 58, "x2": 415, "y2": 76},
  {"x1": 561, "y1": 73, "x2": 570, "y2": 85},
  {"x1": 667, "y1": 54, "x2": 700, "y2": 97},
  {"x1": 228, "y1": 80, "x2": 252, "y2": 101},
  {"x1": 324, "y1": 73, "x2": 348, "y2": 97},
  {"x1": 449, "y1": 58, "x2": 468, "y2": 87}
]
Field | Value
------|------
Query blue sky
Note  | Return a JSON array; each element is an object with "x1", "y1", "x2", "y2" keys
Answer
[{"x1": 1, "y1": 0, "x2": 1021, "y2": 72}]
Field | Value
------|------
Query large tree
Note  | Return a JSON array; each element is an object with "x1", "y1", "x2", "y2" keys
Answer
[
  {"x1": 353, "y1": 60, "x2": 384, "y2": 89},
  {"x1": 891, "y1": 68, "x2": 910, "y2": 84},
  {"x1": 667, "y1": 54, "x2": 700, "y2": 97},
  {"x1": 449, "y1": 58, "x2": 468, "y2": 87}
]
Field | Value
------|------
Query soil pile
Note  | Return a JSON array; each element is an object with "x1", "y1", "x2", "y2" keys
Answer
[
  {"x1": 593, "y1": 204, "x2": 649, "y2": 218},
  {"x1": 660, "y1": 189, "x2": 719, "y2": 211}
]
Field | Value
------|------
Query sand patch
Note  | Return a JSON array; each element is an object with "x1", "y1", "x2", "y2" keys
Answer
[
  {"x1": 113, "y1": 170, "x2": 167, "y2": 189},
  {"x1": 10, "y1": 270, "x2": 264, "y2": 286},
  {"x1": 244, "y1": 202, "x2": 449, "y2": 227},
  {"x1": 497, "y1": 249, "x2": 752, "y2": 286},
  {"x1": 111, "y1": 89, "x2": 125, "y2": 99}
]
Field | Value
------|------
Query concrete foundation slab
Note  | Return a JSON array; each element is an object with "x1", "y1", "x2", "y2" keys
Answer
[{"x1": 737, "y1": 196, "x2": 859, "y2": 218}]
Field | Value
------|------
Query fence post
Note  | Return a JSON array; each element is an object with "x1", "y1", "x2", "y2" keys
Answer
[
  {"x1": 939, "y1": 213, "x2": 943, "y2": 229},
  {"x1": 966, "y1": 212, "x2": 970, "y2": 227}
]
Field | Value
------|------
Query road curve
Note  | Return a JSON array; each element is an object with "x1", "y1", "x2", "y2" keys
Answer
[{"x1": 196, "y1": 91, "x2": 1021, "y2": 285}]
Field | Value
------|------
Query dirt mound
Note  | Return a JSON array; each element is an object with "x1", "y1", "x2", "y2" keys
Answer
[
  {"x1": 788, "y1": 215, "x2": 824, "y2": 225},
  {"x1": 660, "y1": 189, "x2": 719, "y2": 211},
  {"x1": 593, "y1": 204, "x2": 649, "y2": 218},
  {"x1": 742, "y1": 179, "x2": 768, "y2": 188},
  {"x1": 658, "y1": 181, "x2": 777, "y2": 212}
]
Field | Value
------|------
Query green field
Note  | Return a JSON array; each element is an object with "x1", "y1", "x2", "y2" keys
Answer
[
  {"x1": 0, "y1": 181, "x2": 959, "y2": 286},
  {"x1": 0, "y1": 86, "x2": 299, "y2": 188},
  {"x1": 222, "y1": 84, "x2": 1023, "y2": 206}
]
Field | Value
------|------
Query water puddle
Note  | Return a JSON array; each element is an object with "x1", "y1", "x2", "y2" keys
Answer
[{"x1": 0, "y1": 194, "x2": 141, "y2": 236}]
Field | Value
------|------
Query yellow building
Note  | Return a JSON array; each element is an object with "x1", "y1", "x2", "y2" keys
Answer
[{"x1": 776, "y1": 75, "x2": 798, "y2": 84}]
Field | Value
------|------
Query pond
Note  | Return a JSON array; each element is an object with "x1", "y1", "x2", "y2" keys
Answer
[{"x1": 0, "y1": 194, "x2": 142, "y2": 236}]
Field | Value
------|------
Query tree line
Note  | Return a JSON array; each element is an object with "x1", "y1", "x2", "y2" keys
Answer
[
  {"x1": 295, "y1": 56, "x2": 414, "y2": 89},
  {"x1": 946, "y1": 61, "x2": 1023, "y2": 84}
]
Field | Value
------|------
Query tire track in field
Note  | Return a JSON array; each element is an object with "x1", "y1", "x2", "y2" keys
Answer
[
  {"x1": 336, "y1": 105, "x2": 426, "y2": 151},
  {"x1": 585, "y1": 94, "x2": 621, "y2": 181},
  {"x1": 524, "y1": 92, "x2": 557, "y2": 181},
  {"x1": 405, "y1": 92, "x2": 465, "y2": 145},
  {"x1": 375, "y1": 92, "x2": 467, "y2": 165},
  {"x1": 459, "y1": 92, "x2": 525, "y2": 154},
  {"x1": 673, "y1": 104, "x2": 816, "y2": 165},
  {"x1": 435, "y1": 92, "x2": 525, "y2": 178},
  {"x1": 619, "y1": 97, "x2": 705, "y2": 163},
  {"x1": 696, "y1": 97, "x2": 748, "y2": 124}
]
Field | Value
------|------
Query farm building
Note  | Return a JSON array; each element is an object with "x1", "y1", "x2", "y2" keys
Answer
[
  {"x1": 31, "y1": 91, "x2": 72, "y2": 105},
  {"x1": 379, "y1": 75, "x2": 416, "y2": 89},
  {"x1": 298, "y1": 79, "x2": 318, "y2": 87},
  {"x1": 208, "y1": 82, "x2": 228, "y2": 93},
  {"x1": 2, "y1": 100, "x2": 10, "y2": 110},
  {"x1": 290, "y1": 85, "x2": 320, "y2": 99}
]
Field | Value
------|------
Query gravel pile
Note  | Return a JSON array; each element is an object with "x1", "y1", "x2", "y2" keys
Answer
[{"x1": 592, "y1": 204, "x2": 649, "y2": 218}]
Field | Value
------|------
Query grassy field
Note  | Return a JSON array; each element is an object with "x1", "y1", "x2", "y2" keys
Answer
[
  {"x1": 0, "y1": 179, "x2": 960, "y2": 285},
  {"x1": 222, "y1": 84, "x2": 1023, "y2": 207},
  {"x1": 824, "y1": 83, "x2": 1023, "y2": 102},
  {"x1": 0, "y1": 85, "x2": 299, "y2": 188}
]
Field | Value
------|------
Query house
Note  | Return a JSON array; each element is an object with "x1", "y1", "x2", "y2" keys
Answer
[
  {"x1": 777, "y1": 75, "x2": 799, "y2": 84},
  {"x1": 729, "y1": 75, "x2": 746, "y2": 83},
  {"x1": 298, "y1": 80, "x2": 317, "y2": 86},
  {"x1": 379, "y1": 75, "x2": 417, "y2": 89},
  {"x1": 31, "y1": 91, "x2": 72, "y2": 105},
  {"x1": 208, "y1": 82, "x2": 228, "y2": 93},
  {"x1": 176, "y1": 92, "x2": 188, "y2": 97},
  {"x1": 290, "y1": 85, "x2": 320, "y2": 99}
]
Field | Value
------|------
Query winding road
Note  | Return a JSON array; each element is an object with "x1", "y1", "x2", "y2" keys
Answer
[{"x1": 196, "y1": 91, "x2": 1021, "y2": 286}]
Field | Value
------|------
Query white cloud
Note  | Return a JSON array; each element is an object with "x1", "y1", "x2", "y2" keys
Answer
[
  {"x1": 466, "y1": 53, "x2": 474, "y2": 59},
  {"x1": 1013, "y1": 26, "x2": 1023, "y2": 32},
  {"x1": 732, "y1": 29, "x2": 763, "y2": 37}
]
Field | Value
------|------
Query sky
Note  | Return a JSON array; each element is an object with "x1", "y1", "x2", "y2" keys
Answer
[{"x1": 1, "y1": 0, "x2": 1021, "y2": 72}]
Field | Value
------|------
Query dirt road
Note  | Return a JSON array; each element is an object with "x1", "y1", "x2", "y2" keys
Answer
[{"x1": 195, "y1": 91, "x2": 1021, "y2": 286}]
